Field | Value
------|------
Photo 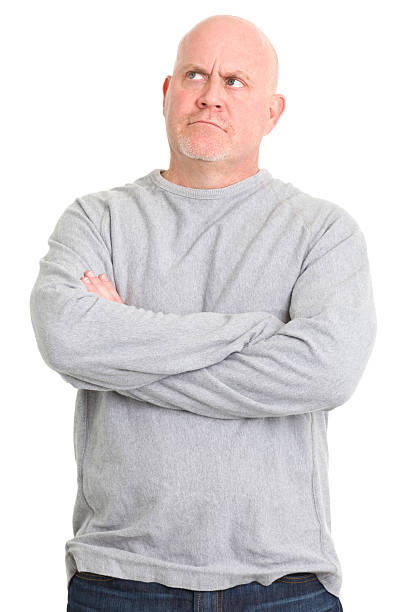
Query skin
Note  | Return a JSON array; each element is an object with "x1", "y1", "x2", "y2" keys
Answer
[
  {"x1": 81, "y1": 15, "x2": 285, "y2": 298},
  {"x1": 80, "y1": 270, "x2": 124, "y2": 303},
  {"x1": 161, "y1": 14, "x2": 285, "y2": 189}
]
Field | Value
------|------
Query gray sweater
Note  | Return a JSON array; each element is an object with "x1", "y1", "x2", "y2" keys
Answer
[{"x1": 29, "y1": 167, "x2": 377, "y2": 598}]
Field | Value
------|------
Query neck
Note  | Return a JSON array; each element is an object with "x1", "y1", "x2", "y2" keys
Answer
[{"x1": 161, "y1": 154, "x2": 260, "y2": 189}]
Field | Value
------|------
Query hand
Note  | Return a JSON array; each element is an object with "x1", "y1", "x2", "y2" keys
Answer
[{"x1": 80, "y1": 270, "x2": 125, "y2": 304}]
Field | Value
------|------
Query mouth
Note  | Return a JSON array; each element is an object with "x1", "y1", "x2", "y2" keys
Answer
[{"x1": 190, "y1": 121, "x2": 225, "y2": 131}]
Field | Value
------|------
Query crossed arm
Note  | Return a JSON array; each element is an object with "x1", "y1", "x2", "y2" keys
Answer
[{"x1": 30, "y1": 197, "x2": 377, "y2": 419}]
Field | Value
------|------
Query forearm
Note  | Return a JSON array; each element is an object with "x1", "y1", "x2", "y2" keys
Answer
[
  {"x1": 58, "y1": 287, "x2": 376, "y2": 420},
  {"x1": 33, "y1": 292, "x2": 284, "y2": 389},
  {"x1": 56, "y1": 213, "x2": 377, "y2": 419},
  {"x1": 113, "y1": 295, "x2": 377, "y2": 418}
]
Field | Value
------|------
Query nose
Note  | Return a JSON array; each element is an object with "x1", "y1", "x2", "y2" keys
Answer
[{"x1": 196, "y1": 76, "x2": 224, "y2": 110}]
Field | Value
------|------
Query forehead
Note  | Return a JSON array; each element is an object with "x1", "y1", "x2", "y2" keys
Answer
[{"x1": 176, "y1": 27, "x2": 265, "y2": 72}]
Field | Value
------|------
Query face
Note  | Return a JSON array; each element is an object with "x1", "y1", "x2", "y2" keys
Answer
[{"x1": 162, "y1": 20, "x2": 285, "y2": 165}]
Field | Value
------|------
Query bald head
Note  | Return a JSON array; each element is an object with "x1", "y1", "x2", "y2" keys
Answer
[{"x1": 173, "y1": 14, "x2": 279, "y2": 97}]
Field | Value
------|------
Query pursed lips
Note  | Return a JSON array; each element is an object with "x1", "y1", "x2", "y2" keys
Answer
[{"x1": 190, "y1": 121, "x2": 225, "y2": 131}]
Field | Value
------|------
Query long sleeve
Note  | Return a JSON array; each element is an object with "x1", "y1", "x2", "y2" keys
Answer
[
  {"x1": 59, "y1": 210, "x2": 377, "y2": 419},
  {"x1": 30, "y1": 197, "x2": 285, "y2": 390}
]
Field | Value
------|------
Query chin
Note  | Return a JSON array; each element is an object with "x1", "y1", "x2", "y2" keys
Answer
[
  {"x1": 182, "y1": 151, "x2": 230, "y2": 162},
  {"x1": 177, "y1": 137, "x2": 231, "y2": 162}
]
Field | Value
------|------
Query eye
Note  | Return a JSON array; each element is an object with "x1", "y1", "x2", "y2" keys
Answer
[
  {"x1": 185, "y1": 71, "x2": 244, "y2": 88},
  {"x1": 186, "y1": 71, "x2": 204, "y2": 80},
  {"x1": 226, "y1": 77, "x2": 244, "y2": 88}
]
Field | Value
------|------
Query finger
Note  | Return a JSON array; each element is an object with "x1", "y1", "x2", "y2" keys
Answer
[
  {"x1": 81, "y1": 277, "x2": 99, "y2": 293},
  {"x1": 82, "y1": 270, "x2": 112, "y2": 299},
  {"x1": 82, "y1": 270, "x2": 123, "y2": 303},
  {"x1": 99, "y1": 274, "x2": 124, "y2": 303},
  {"x1": 87, "y1": 274, "x2": 113, "y2": 300}
]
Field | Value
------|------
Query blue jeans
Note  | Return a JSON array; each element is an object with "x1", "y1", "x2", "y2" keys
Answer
[{"x1": 67, "y1": 571, "x2": 344, "y2": 611}]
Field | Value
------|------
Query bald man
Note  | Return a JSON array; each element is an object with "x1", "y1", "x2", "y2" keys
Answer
[{"x1": 30, "y1": 13, "x2": 376, "y2": 612}]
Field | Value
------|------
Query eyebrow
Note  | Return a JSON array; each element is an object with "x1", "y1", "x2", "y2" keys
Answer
[{"x1": 179, "y1": 64, "x2": 252, "y2": 83}]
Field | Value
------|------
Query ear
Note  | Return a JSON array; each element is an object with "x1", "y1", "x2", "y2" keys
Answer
[
  {"x1": 264, "y1": 94, "x2": 286, "y2": 136},
  {"x1": 163, "y1": 76, "x2": 172, "y2": 115}
]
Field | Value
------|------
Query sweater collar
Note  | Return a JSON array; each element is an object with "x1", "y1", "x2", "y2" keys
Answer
[{"x1": 149, "y1": 168, "x2": 272, "y2": 200}]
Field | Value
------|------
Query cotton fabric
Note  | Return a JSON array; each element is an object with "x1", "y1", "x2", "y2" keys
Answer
[{"x1": 30, "y1": 167, "x2": 377, "y2": 598}]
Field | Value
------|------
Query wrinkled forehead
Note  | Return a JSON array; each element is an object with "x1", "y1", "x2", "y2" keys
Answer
[{"x1": 174, "y1": 25, "x2": 275, "y2": 81}]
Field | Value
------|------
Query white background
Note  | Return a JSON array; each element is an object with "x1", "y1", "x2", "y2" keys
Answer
[{"x1": 2, "y1": 1, "x2": 406, "y2": 610}]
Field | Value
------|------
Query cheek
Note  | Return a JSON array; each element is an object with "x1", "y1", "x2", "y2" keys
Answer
[
  {"x1": 236, "y1": 105, "x2": 267, "y2": 138},
  {"x1": 234, "y1": 111, "x2": 260, "y2": 138},
  {"x1": 169, "y1": 91, "x2": 194, "y2": 116}
]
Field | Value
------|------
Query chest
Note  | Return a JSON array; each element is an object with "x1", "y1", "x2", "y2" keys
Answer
[{"x1": 109, "y1": 199, "x2": 309, "y2": 321}]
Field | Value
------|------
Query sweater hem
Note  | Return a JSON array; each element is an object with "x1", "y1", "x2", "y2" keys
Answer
[{"x1": 65, "y1": 543, "x2": 341, "y2": 598}]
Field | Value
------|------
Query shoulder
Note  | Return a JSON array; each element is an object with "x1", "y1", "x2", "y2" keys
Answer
[
  {"x1": 273, "y1": 179, "x2": 363, "y2": 239},
  {"x1": 59, "y1": 175, "x2": 151, "y2": 233}
]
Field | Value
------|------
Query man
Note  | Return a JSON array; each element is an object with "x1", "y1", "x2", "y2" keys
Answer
[{"x1": 30, "y1": 14, "x2": 376, "y2": 612}]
